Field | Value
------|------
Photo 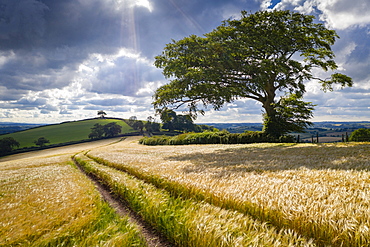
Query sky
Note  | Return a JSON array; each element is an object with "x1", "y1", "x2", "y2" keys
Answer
[{"x1": 0, "y1": 0, "x2": 369, "y2": 124}]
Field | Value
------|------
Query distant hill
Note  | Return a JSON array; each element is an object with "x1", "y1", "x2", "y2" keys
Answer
[
  {"x1": 0, "y1": 123, "x2": 45, "y2": 135},
  {"x1": 201, "y1": 123, "x2": 263, "y2": 133},
  {"x1": 0, "y1": 118, "x2": 135, "y2": 149}
]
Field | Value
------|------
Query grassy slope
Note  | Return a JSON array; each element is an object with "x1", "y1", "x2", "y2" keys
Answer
[{"x1": 0, "y1": 118, "x2": 135, "y2": 148}]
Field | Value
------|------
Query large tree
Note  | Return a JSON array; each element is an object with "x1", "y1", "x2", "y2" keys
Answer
[{"x1": 153, "y1": 10, "x2": 352, "y2": 137}]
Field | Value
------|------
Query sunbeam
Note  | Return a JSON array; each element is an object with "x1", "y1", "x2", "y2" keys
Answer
[
  {"x1": 117, "y1": 0, "x2": 141, "y2": 93},
  {"x1": 167, "y1": 0, "x2": 205, "y2": 34}
]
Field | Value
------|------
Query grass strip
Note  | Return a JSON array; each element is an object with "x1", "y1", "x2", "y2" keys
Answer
[{"x1": 75, "y1": 153, "x2": 315, "y2": 247}]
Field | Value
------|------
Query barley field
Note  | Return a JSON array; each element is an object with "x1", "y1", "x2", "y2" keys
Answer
[
  {"x1": 88, "y1": 137, "x2": 370, "y2": 246},
  {"x1": 75, "y1": 152, "x2": 314, "y2": 246},
  {"x1": 2, "y1": 136, "x2": 370, "y2": 246},
  {"x1": 0, "y1": 143, "x2": 146, "y2": 247}
]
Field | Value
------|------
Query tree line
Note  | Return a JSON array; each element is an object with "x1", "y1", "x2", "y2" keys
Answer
[
  {"x1": 0, "y1": 136, "x2": 50, "y2": 156},
  {"x1": 88, "y1": 122, "x2": 122, "y2": 139}
]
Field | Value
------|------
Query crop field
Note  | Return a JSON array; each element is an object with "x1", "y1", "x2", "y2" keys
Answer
[
  {"x1": 1, "y1": 136, "x2": 370, "y2": 246},
  {"x1": 86, "y1": 137, "x2": 370, "y2": 246},
  {"x1": 0, "y1": 145, "x2": 146, "y2": 246}
]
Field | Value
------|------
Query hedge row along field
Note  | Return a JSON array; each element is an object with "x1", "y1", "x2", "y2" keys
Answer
[
  {"x1": 75, "y1": 152, "x2": 313, "y2": 246},
  {"x1": 139, "y1": 131, "x2": 295, "y2": 145},
  {"x1": 0, "y1": 153, "x2": 146, "y2": 246},
  {"x1": 87, "y1": 137, "x2": 370, "y2": 247}
]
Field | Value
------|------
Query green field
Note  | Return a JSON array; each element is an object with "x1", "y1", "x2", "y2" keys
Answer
[{"x1": 0, "y1": 118, "x2": 135, "y2": 148}]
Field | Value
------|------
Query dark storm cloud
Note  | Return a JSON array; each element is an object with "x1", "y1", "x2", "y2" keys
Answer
[
  {"x1": 0, "y1": 0, "x2": 259, "y2": 97},
  {"x1": 0, "y1": 0, "x2": 120, "y2": 52},
  {"x1": 0, "y1": 0, "x2": 48, "y2": 50},
  {"x1": 0, "y1": 0, "x2": 141, "y2": 95}
]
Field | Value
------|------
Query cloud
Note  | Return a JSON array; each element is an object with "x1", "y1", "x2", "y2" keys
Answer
[
  {"x1": 0, "y1": 0, "x2": 369, "y2": 123},
  {"x1": 0, "y1": 0, "x2": 49, "y2": 49},
  {"x1": 273, "y1": 0, "x2": 370, "y2": 29}
]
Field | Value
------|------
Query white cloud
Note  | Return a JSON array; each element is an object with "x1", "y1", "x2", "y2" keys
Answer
[
  {"x1": 316, "y1": 0, "x2": 370, "y2": 29},
  {"x1": 274, "y1": 0, "x2": 370, "y2": 29}
]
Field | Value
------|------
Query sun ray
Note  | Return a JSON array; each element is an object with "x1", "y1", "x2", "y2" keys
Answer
[{"x1": 167, "y1": 0, "x2": 205, "y2": 34}]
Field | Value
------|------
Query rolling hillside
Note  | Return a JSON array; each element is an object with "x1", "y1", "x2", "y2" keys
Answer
[{"x1": 0, "y1": 118, "x2": 135, "y2": 148}]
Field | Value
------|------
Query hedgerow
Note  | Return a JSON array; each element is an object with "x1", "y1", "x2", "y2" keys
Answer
[{"x1": 139, "y1": 131, "x2": 295, "y2": 145}]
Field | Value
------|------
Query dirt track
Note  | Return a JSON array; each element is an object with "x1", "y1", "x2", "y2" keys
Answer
[
  {"x1": 0, "y1": 137, "x2": 123, "y2": 163},
  {"x1": 75, "y1": 158, "x2": 173, "y2": 247}
]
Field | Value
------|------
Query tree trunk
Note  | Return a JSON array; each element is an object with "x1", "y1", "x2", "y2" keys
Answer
[{"x1": 261, "y1": 85, "x2": 282, "y2": 138}]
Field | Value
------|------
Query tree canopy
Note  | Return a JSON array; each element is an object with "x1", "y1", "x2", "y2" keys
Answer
[
  {"x1": 160, "y1": 109, "x2": 197, "y2": 132},
  {"x1": 349, "y1": 128, "x2": 370, "y2": 142},
  {"x1": 97, "y1": 110, "x2": 107, "y2": 118},
  {"x1": 88, "y1": 122, "x2": 122, "y2": 139},
  {"x1": 0, "y1": 137, "x2": 20, "y2": 155},
  {"x1": 34, "y1": 137, "x2": 50, "y2": 147},
  {"x1": 153, "y1": 10, "x2": 352, "y2": 137}
]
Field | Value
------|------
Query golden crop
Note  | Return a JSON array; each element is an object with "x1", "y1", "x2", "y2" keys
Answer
[
  {"x1": 88, "y1": 137, "x2": 370, "y2": 246},
  {"x1": 0, "y1": 153, "x2": 146, "y2": 246},
  {"x1": 3, "y1": 136, "x2": 370, "y2": 246},
  {"x1": 76, "y1": 152, "x2": 315, "y2": 246}
]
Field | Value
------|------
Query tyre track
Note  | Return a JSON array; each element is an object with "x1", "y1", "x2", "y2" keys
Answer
[{"x1": 73, "y1": 157, "x2": 174, "y2": 247}]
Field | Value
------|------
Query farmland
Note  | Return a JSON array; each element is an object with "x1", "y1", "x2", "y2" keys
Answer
[
  {"x1": 0, "y1": 139, "x2": 146, "y2": 246},
  {"x1": 0, "y1": 118, "x2": 135, "y2": 149},
  {"x1": 1, "y1": 136, "x2": 370, "y2": 246}
]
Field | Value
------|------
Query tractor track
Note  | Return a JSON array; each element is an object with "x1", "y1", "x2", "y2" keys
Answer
[{"x1": 73, "y1": 157, "x2": 174, "y2": 247}]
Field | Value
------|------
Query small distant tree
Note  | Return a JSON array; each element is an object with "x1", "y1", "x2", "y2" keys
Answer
[
  {"x1": 133, "y1": 120, "x2": 144, "y2": 133},
  {"x1": 144, "y1": 116, "x2": 155, "y2": 133},
  {"x1": 103, "y1": 122, "x2": 122, "y2": 137},
  {"x1": 89, "y1": 123, "x2": 104, "y2": 139},
  {"x1": 34, "y1": 137, "x2": 50, "y2": 147},
  {"x1": 0, "y1": 137, "x2": 20, "y2": 155},
  {"x1": 160, "y1": 109, "x2": 196, "y2": 132},
  {"x1": 97, "y1": 110, "x2": 107, "y2": 118},
  {"x1": 128, "y1": 116, "x2": 137, "y2": 126},
  {"x1": 160, "y1": 109, "x2": 176, "y2": 132},
  {"x1": 88, "y1": 122, "x2": 122, "y2": 139},
  {"x1": 151, "y1": 122, "x2": 161, "y2": 132},
  {"x1": 144, "y1": 121, "x2": 152, "y2": 133},
  {"x1": 146, "y1": 115, "x2": 161, "y2": 132}
]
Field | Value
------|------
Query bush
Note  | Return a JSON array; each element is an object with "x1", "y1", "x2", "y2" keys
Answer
[
  {"x1": 349, "y1": 128, "x2": 370, "y2": 142},
  {"x1": 139, "y1": 131, "x2": 295, "y2": 145},
  {"x1": 139, "y1": 135, "x2": 171, "y2": 145}
]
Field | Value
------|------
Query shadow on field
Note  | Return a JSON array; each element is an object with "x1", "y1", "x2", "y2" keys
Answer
[{"x1": 166, "y1": 144, "x2": 370, "y2": 176}]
